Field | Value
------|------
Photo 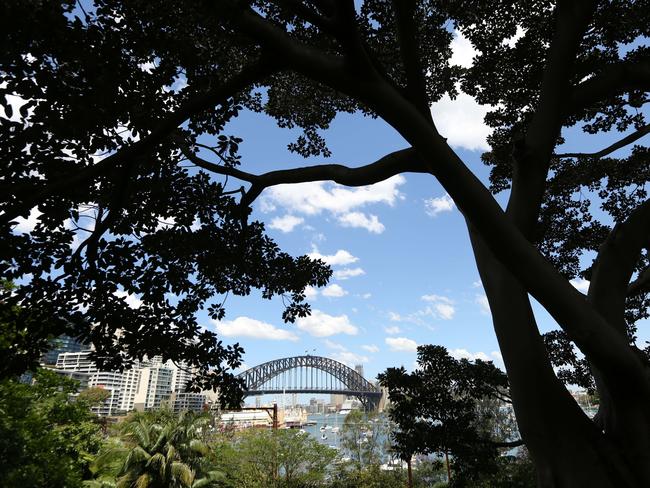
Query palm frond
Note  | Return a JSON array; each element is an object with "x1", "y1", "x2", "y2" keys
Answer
[
  {"x1": 152, "y1": 424, "x2": 173, "y2": 453},
  {"x1": 171, "y1": 461, "x2": 195, "y2": 487},
  {"x1": 92, "y1": 444, "x2": 129, "y2": 476},
  {"x1": 83, "y1": 479, "x2": 117, "y2": 488},
  {"x1": 125, "y1": 419, "x2": 151, "y2": 448},
  {"x1": 166, "y1": 444, "x2": 178, "y2": 463},
  {"x1": 146, "y1": 452, "x2": 167, "y2": 479},
  {"x1": 191, "y1": 470, "x2": 226, "y2": 487},
  {"x1": 189, "y1": 439, "x2": 209, "y2": 456},
  {"x1": 134, "y1": 472, "x2": 153, "y2": 488},
  {"x1": 123, "y1": 445, "x2": 151, "y2": 472}
]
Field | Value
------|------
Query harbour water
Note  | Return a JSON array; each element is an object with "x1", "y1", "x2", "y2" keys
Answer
[
  {"x1": 301, "y1": 412, "x2": 347, "y2": 449},
  {"x1": 297, "y1": 411, "x2": 394, "y2": 462}
]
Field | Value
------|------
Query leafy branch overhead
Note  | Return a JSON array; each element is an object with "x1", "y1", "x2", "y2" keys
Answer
[{"x1": 2, "y1": 2, "x2": 650, "y2": 483}]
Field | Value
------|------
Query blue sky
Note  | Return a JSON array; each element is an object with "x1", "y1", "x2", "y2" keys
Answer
[
  {"x1": 216, "y1": 106, "x2": 497, "y2": 380},
  {"x1": 9, "y1": 29, "x2": 649, "y2": 389},
  {"x1": 199, "y1": 30, "x2": 650, "y2": 384}
]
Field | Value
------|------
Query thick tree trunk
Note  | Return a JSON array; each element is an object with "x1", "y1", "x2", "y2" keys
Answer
[
  {"x1": 228, "y1": 4, "x2": 650, "y2": 484},
  {"x1": 586, "y1": 204, "x2": 650, "y2": 480},
  {"x1": 470, "y1": 229, "x2": 643, "y2": 487}
]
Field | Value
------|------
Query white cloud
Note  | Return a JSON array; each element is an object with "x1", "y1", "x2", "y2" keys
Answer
[
  {"x1": 139, "y1": 60, "x2": 157, "y2": 73},
  {"x1": 361, "y1": 293, "x2": 372, "y2": 299},
  {"x1": 476, "y1": 294, "x2": 491, "y2": 315},
  {"x1": 362, "y1": 344, "x2": 380, "y2": 353},
  {"x1": 570, "y1": 278, "x2": 590, "y2": 295},
  {"x1": 296, "y1": 309, "x2": 358, "y2": 337},
  {"x1": 114, "y1": 290, "x2": 143, "y2": 309},
  {"x1": 269, "y1": 214, "x2": 304, "y2": 233},
  {"x1": 430, "y1": 91, "x2": 493, "y2": 152},
  {"x1": 384, "y1": 325, "x2": 401, "y2": 334},
  {"x1": 333, "y1": 267, "x2": 365, "y2": 280},
  {"x1": 1, "y1": 94, "x2": 31, "y2": 123},
  {"x1": 433, "y1": 303, "x2": 455, "y2": 320},
  {"x1": 490, "y1": 351, "x2": 504, "y2": 364},
  {"x1": 449, "y1": 348, "x2": 490, "y2": 362},
  {"x1": 432, "y1": 31, "x2": 493, "y2": 153},
  {"x1": 260, "y1": 199, "x2": 276, "y2": 213},
  {"x1": 388, "y1": 313, "x2": 403, "y2": 323},
  {"x1": 324, "y1": 340, "x2": 370, "y2": 366},
  {"x1": 214, "y1": 316, "x2": 299, "y2": 341},
  {"x1": 332, "y1": 351, "x2": 369, "y2": 367},
  {"x1": 304, "y1": 285, "x2": 319, "y2": 299},
  {"x1": 450, "y1": 29, "x2": 477, "y2": 68},
  {"x1": 260, "y1": 176, "x2": 405, "y2": 233},
  {"x1": 337, "y1": 212, "x2": 385, "y2": 234},
  {"x1": 421, "y1": 294, "x2": 452, "y2": 303},
  {"x1": 386, "y1": 336, "x2": 418, "y2": 352},
  {"x1": 308, "y1": 248, "x2": 358, "y2": 266},
  {"x1": 322, "y1": 284, "x2": 348, "y2": 298},
  {"x1": 324, "y1": 339, "x2": 347, "y2": 351},
  {"x1": 11, "y1": 207, "x2": 42, "y2": 234},
  {"x1": 424, "y1": 194, "x2": 455, "y2": 217},
  {"x1": 260, "y1": 175, "x2": 405, "y2": 216},
  {"x1": 421, "y1": 294, "x2": 455, "y2": 320}
]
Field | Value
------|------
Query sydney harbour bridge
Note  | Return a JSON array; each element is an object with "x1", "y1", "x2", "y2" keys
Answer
[{"x1": 237, "y1": 355, "x2": 383, "y2": 410}]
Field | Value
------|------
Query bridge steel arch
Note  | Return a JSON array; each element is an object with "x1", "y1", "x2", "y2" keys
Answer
[{"x1": 237, "y1": 355, "x2": 382, "y2": 410}]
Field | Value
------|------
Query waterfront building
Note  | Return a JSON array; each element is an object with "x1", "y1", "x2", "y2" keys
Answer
[
  {"x1": 118, "y1": 368, "x2": 141, "y2": 412},
  {"x1": 56, "y1": 351, "x2": 124, "y2": 415},
  {"x1": 168, "y1": 392, "x2": 207, "y2": 413},
  {"x1": 330, "y1": 394, "x2": 347, "y2": 410},
  {"x1": 56, "y1": 350, "x2": 96, "y2": 373},
  {"x1": 41, "y1": 335, "x2": 90, "y2": 365},
  {"x1": 50, "y1": 369, "x2": 90, "y2": 390},
  {"x1": 54, "y1": 352, "x2": 207, "y2": 416},
  {"x1": 132, "y1": 364, "x2": 174, "y2": 411}
]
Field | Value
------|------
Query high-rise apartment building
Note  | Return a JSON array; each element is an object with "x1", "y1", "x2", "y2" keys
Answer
[
  {"x1": 54, "y1": 352, "x2": 207, "y2": 416},
  {"x1": 56, "y1": 351, "x2": 123, "y2": 416},
  {"x1": 133, "y1": 365, "x2": 174, "y2": 411},
  {"x1": 42, "y1": 335, "x2": 90, "y2": 365}
]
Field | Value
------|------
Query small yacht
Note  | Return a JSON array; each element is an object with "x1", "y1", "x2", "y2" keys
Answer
[{"x1": 321, "y1": 434, "x2": 328, "y2": 440}]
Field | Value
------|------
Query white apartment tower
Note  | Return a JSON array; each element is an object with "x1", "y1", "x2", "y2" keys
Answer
[
  {"x1": 55, "y1": 352, "x2": 207, "y2": 416},
  {"x1": 133, "y1": 365, "x2": 174, "y2": 411},
  {"x1": 56, "y1": 351, "x2": 123, "y2": 416}
]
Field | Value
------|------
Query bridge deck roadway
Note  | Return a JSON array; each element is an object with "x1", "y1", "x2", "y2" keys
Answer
[{"x1": 244, "y1": 388, "x2": 382, "y2": 397}]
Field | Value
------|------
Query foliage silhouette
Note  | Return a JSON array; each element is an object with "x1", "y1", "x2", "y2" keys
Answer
[
  {"x1": 380, "y1": 345, "x2": 522, "y2": 486},
  {"x1": 2, "y1": 1, "x2": 650, "y2": 484}
]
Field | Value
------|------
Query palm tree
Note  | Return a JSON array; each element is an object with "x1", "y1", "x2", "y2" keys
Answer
[{"x1": 89, "y1": 412, "x2": 222, "y2": 488}]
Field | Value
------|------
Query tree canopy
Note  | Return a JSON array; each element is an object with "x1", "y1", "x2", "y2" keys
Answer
[
  {"x1": 0, "y1": 369, "x2": 105, "y2": 487},
  {"x1": 380, "y1": 345, "x2": 522, "y2": 486},
  {"x1": 2, "y1": 1, "x2": 650, "y2": 485}
]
